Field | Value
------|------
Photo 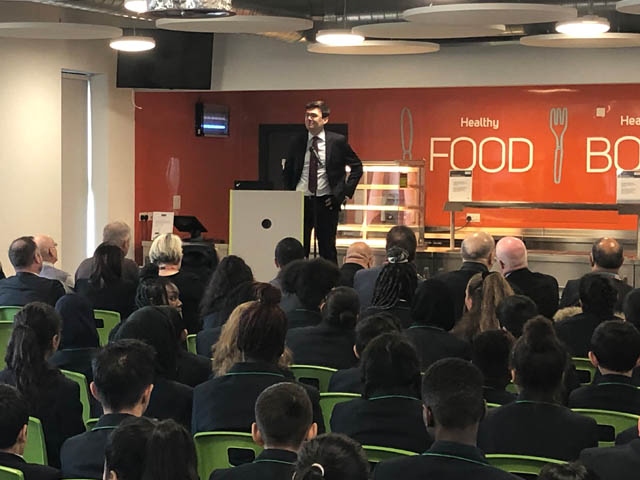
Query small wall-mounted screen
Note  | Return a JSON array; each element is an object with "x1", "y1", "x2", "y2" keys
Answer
[{"x1": 195, "y1": 103, "x2": 229, "y2": 137}]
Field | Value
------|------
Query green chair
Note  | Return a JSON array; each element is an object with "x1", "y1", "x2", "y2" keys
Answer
[
  {"x1": 194, "y1": 431, "x2": 263, "y2": 480},
  {"x1": 319, "y1": 392, "x2": 360, "y2": 432},
  {"x1": 93, "y1": 310, "x2": 121, "y2": 346},
  {"x1": 0, "y1": 306, "x2": 21, "y2": 321},
  {"x1": 85, "y1": 418, "x2": 99, "y2": 430},
  {"x1": 290, "y1": 365, "x2": 337, "y2": 393},
  {"x1": 24, "y1": 417, "x2": 47, "y2": 465},
  {"x1": 486, "y1": 454, "x2": 565, "y2": 475},
  {"x1": 505, "y1": 382, "x2": 518, "y2": 394},
  {"x1": 572, "y1": 408, "x2": 640, "y2": 447},
  {"x1": 362, "y1": 445, "x2": 418, "y2": 464},
  {"x1": 187, "y1": 334, "x2": 197, "y2": 355},
  {"x1": 61, "y1": 369, "x2": 91, "y2": 424},
  {"x1": 0, "y1": 321, "x2": 14, "y2": 368},
  {"x1": 571, "y1": 357, "x2": 596, "y2": 385},
  {"x1": 486, "y1": 402, "x2": 501, "y2": 409},
  {"x1": 0, "y1": 466, "x2": 24, "y2": 480}
]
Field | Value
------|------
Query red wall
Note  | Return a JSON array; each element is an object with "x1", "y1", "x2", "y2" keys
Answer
[{"x1": 135, "y1": 85, "x2": 640, "y2": 258}]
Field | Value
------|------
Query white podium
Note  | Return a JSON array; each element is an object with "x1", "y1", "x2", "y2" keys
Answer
[{"x1": 229, "y1": 190, "x2": 304, "y2": 282}]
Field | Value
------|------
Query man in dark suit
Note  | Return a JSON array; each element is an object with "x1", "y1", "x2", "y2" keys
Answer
[
  {"x1": 433, "y1": 231, "x2": 494, "y2": 322},
  {"x1": 210, "y1": 382, "x2": 317, "y2": 480},
  {"x1": 283, "y1": 100, "x2": 363, "y2": 263},
  {"x1": 0, "y1": 385, "x2": 61, "y2": 480},
  {"x1": 581, "y1": 429, "x2": 640, "y2": 480},
  {"x1": 60, "y1": 339, "x2": 155, "y2": 480},
  {"x1": 0, "y1": 236, "x2": 65, "y2": 306},
  {"x1": 269, "y1": 237, "x2": 305, "y2": 291},
  {"x1": 495, "y1": 236, "x2": 559, "y2": 319},
  {"x1": 339, "y1": 241, "x2": 373, "y2": 288},
  {"x1": 372, "y1": 358, "x2": 519, "y2": 480},
  {"x1": 560, "y1": 237, "x2": 631, "y2": 312}
]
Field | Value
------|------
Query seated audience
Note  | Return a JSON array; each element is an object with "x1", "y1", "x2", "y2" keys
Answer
[
  {"x1": 538, "y1": 462, "x2": 598, "y2": 480},
  {"x1": 496, "y1": 294, "x2": 538, "y2": 338},
  {"x1": 581, "y1": 421, "x2": 640, "y2": 480},
  {"x1": 114, "y1": 306, "x2": 193, "y2": 428},
  {"x1": 34, "y1": 235, "x2": 74, "y2": 293},
  {"x1": 148, "y1": 233, "x2": 205, "y2": 333},
  {"x1": 560, "y1": 237, "x2": 631, "y2": 312},
  {"x1": 75, "y1": 221, "x2": 139, "y2": 284},
  {"x1": 471, "y1": 330, "x2": 516, "y2": 405},
  {"x1": 556, "y1": 273, "x2": 620, "y2": 357},
  {"x1": 0, "y1": 385, "x2": 61, "y2": 480},
  {"x1": 180, "y1": 243, "x2": 219, "y2": 286},
  {"x1": 103, "y1": 417, "x2": 198, "y2": 480},
  {"x1": 364, "y1": 247, "x2": 418, "y2": 328},
  {"x1": 495, "y1": 236, "x2": 559, "y2": 319},
  {"x1": 452, "y1": 272, "x2": 514, "y2": 342},
  {"x1": 328, "y1": 312, "x2": 401, "y2": 394},
  {"x1": 406, "y1": 278, "x2": 470, "y2": 371},
  {"x1": 286, "y1": 286, "x2": 359, "y2": 369},
  {"x1": 0, "y1": 303, "x2": 84, "y2": 467},
  {"x1": 192, "y1": 285, "x2": 324, "y2": 434},
  {"x1": 270, "y1": 237, "x2": 305, "y2": 291},
  {"x1": 60, "y1": 339, "x2": 155, "y2": 480},
  {"x1": 330, "y1": 333, "x2": 432, "y2": 453},
  {"x1": 293, "y1": 433, "x2": 369, "y2": 480},
  {"x1": 478, "y1": 316, "x2": 599, "y2": 460},
  {"x1": 75, "y1": 243, "x2": 136, "y2": 320},
  {"x1": 623, "y1": 289, "x2": 640, "y2": 386},
  {"x1": 433, "y1": 231, "x2": 495, "y2": 322},
  {"x1": 210, "y1": 382, "x2": 317, "y2": 480},
  {"x1": 0, "y1": 236, "x2": 65, "y2": 307},
  {"x1": 199, "y1": 255, "x2": 253, "y2": 329},
  {"x1": 372, "y1": 358, "x2": 519, "y2": 480},
  {"x1": 568, "y1": 320, "x2": 640, "y2": 414},
  {"x1": 339, "y1": 242, "x2": 373, "y2": 288}
]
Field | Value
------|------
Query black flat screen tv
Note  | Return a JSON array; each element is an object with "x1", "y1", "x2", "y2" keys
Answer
[{"x1": 116, "y1": 29, "x2": 213, "y2": 90}]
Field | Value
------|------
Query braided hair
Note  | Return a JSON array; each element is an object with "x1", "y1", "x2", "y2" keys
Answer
[{"x1": 370, "y1": 247, "x2": 417, "y2": 309}]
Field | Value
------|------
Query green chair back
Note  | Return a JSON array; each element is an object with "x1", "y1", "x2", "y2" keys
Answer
[
  {"x1": 486, "y1": 454, "x2": 565, "y2": 475},
  {"x1": 505, "y1": 382, "x2": 518, "y2": 394},
  {"x1": 571, "y1": 357, "x2": 596, "y2": 385},
  {"x1": 93, "y1": 310, "x2": 121, "y2": 346},
  {"x1": 362, "y1": 445, "x2": 418, "y2": 464},
  {"x1": 572, "y1": 408, "x2": 640, "y2": 447},
  {"x1": 61, "y1": 369, "x2": 91, "y2": 424},
  {"x1": 194, "y1": 431, "x2": 263, "y2": 480},
  {"x1": 85, "y1": 418, "x2": 99, "y2": 430},
  {"x1": 0, "y1": 306, "x2": 21, "y2": 321},
  {"x1": 486, "y1": 402, "x2": 501, "y2": 409},
  {"x1": 0, "y1": 466, "x2": 24, "y2": 480},
  {"x1": 290, "y1": 365, "x2": 337, "y2": 393},
  {"x1": 0, "y1": 321, "x2": 13, "y2": 368},
  {"x1": 319, "y1": 392, "x2": 361, "y2": 432},
  {"x1": 24, "y1": 417, "x2": 47, "y2": 465},
  {"x1": 187, "y1": 334, "x2": 197, "y2": 355}
]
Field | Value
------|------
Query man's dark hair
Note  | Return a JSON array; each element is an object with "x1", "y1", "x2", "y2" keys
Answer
[
  {"x1": 255, "y1": 382, "x2": 312, "y2": 448},
  {"x1": 0, "y1": 384, "x2": 28, "y2": 449},
  {"x1": 623, "y1": 288, "x2": 640, "y2": 330},
  {"x1": 92, "y1": 339, "x2": 155, "y2": 411},
  {"x1": 354, "y1": 312, "x2": 402, "y2": 355},
  {"x1": 579, "y1": 273, "x2": 617, "y2": 317},
  {"x1": 471, "y1": 330, "x2": 513, "y2": 388},
  {"x1": 422, "y1": 358, "x2": 485, "y2": 429},
  {"x1": 305, "y1": 100, "x2": 330, "y2": 118},
  {"x1": 8, "y1": 236, "x2": 37, "y2": 269},
  {"x1": 590, "y1": 320, "x2": 640, "y2": 372},
  {"x1": 274, "y1": 237, "x2": 305, "y2": 268},
  {"x1": 496, "y1": 295, "x2": 538, "y2": 338},
  {"x1": 592, "y1": 237, "x2": 624, "y2": 270},
  {"x1": 295, "y1": 258, "x2": 340, "y2": 310},
  {"x1": 385, "y1": 226, "x2": 417, "y2": 262}
]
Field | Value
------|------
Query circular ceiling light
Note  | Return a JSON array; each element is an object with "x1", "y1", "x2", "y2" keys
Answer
[
  {"x1": 520, "y1": 32, "x2": 640, "y2": 48},
  {"x1": 555, "y1": 15, "x2": 610, "y2": 36},
  {"x1": 353, "y1": 22, "x2": 506, "y2": 39},
  {"x1": 156, "y1": 15, "x2": 312, "y2": 33},
  {"x1": 316, "y1": 29, "x2": 364, "y2": 46},
  {"x1": 124, "y1": 0, "x2": 148, "y2": 13},
  {"x1": 308, "y1": 40, "x2": 439, "y2": 55},
  {"x1": 617, "y1": 0, "x2": 640, "y2": 15},
  {"x1": 109, "y1": 36, "x2": 156, "y2": 52}
]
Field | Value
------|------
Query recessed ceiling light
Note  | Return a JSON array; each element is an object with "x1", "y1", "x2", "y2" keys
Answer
[
  {"x1": 316, "y1": 29, "x2": 364, "y2": 46},
  {"x1": 555, "y1": 15, "x2": 610, "y2": 37},
  {"x1": 124, "y1": 0, "x2": 147, "y2": 13},
  {"x1": 109, "y1": 36, "x2": 156, "y2": 52}
]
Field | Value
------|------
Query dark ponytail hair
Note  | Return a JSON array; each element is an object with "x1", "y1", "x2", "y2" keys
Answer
[
  {"x1": 90, "y1": 243, "x2": 124, "y2": 286},
  {"x1": 294, "y1": 433, "x2": 369, "y2": 480},
  {"x1": 5, "y1": 302, "x2": 61, "y2": 401},
  {"x1": 323, "y1": 287, "x2": 359, "y2": 329},
  {"x1": 135, "y1": 264, "x2": 169, "y2": 308}
]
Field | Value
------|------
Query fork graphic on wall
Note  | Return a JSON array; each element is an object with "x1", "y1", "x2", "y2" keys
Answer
[{"x1": 549, "y1": 107, "x2": 568, "y2": 184}]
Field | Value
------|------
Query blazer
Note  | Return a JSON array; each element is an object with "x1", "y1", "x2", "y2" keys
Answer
[
  {"x1": 75, "y1": 257, "x2": 139, "y2": 285},
  {"x1": 339, "y1": 263, "x2": 364, "y2": 288},
  {"x1": 477, "y1": 399, "x2": 599, "y2": 460},
  {"x1": 196, "y1": 327, "x2": 221, "y2": 357},
  {"x1": 404, "y1": 325, "x2": 471, "y2": 372},
  {"x1": 568, "y1": 373, "x2": 640, "y2": 414},
  {"x1": 75, "y1": 279, "x2": 137, "y2": 320},
  {"x1": 282, "y1": 130, "x2": 363, "y2": 202},
  {"x1": 483, "y1": 386, "x2": 517, "y2": 406},
  {"x1": 210, "y1": 448, "x2": 297, "y2": 480},
  {"x1": 0, "y1": 368, "x2": 85, "y2": 468},
  {"x1": 176, "y1": 349, "x2": 212, "y2": 387},
  {"x1": 364, "y1": 303, "x2": 412, "y2": 329},
  {"x1": 555, "y1": 312, "x2": 621, "y2": 357},
  {"x1": 560, "y1": 273, "x2": 632, "y2": 312},
  {"x1": 434, "y1": 262, "x2": 489, "y2": 322},
  {"x1": 372, "y1": 440, "x2": 521, "y2": 480},
  {"x1": 60, "y1": 413, "x2": 134, "y2": 480},
  {"x1": 505, "y1": 267, "x2": 559, "y2": 319},
  {"x1": 0, "y1": 452, "x2": 61, "y2": 480},
  {"x1": 616, "y1": 426, "x2": 638, "y2": 445},
  {"x1": 286, "y1": 322, "x2": 357, "y2": 369},
  {"x1": 286, "y1": 309, "x2": 322, "y2": 330},
  {"x1": 328, "y1": 366, "x2": 362, "y2": 394},
  {"x1": 580, "y1": 438, "x2": 640, "y2": 480},
  {"x1": 146, "y1": 377, "x2": 193, "y2": 429},
  {"x1": 39, "y1": 264, "x2": 74, "y2": 293},
  {"x1": 330, "y1": 390, "x2": 432, "y2": 453},
  {"x1": 353, "y1": 266, "x2": 383, "y2": 312},
  {"x1": 0, "y1": 272, "x2": 65, "y2": 307},
  {"x1": 192, "y1": 361, "x2": 325, "y2": 434}
]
